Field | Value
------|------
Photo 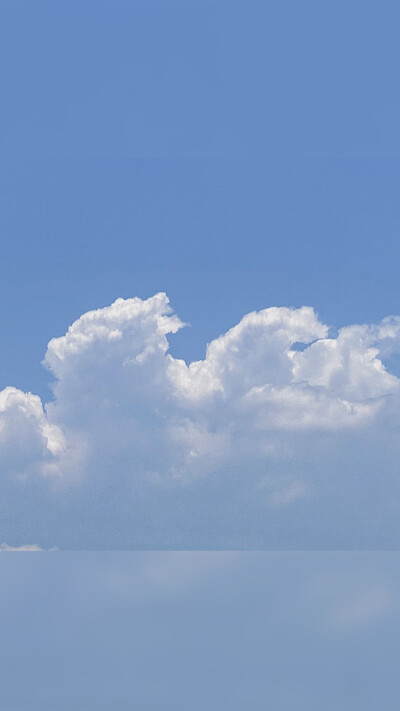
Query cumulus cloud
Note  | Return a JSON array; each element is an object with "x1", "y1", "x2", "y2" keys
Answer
[
  {"x1": 0, "y1": 387, "x2": 65, "y2": 479},
  {"x1": 1, "y1": 293, "x2": 400, "y2": 547}
]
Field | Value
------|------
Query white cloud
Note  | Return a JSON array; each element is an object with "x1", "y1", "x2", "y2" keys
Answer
[
  {"x1": 4, "y1": 292, "x2": 400, "y2": 481},
  {"x1": 0, "y1": 543, "x2": 44, "y2": 551},
  {"x1": 1, "y1": 293, "x2": 400, "y2": 547},
  {"x1": 0, "y1": 387, "x2": 65, "y2": 479}
]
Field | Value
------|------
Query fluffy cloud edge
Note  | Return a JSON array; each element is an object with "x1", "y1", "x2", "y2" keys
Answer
[{"x1": 1, "y1": 292, "x2": 400, "y2": 489}]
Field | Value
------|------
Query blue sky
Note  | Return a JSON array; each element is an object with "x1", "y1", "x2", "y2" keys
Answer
[
  {"x1": 1, "y1": 1, "x2": 400, "y2": 161},
  {"x1": 1, "y1": 0, "x2": 400, "y2": 400},
  {"x1": 1, "y1": 552, "x2": 400, "y2": 709},
  {"x1": 2, "y1": 159, "x2": 400, "y2": 401},
  {"x1": 1, "y1": 1, "x2": 400, "y2": 548}
]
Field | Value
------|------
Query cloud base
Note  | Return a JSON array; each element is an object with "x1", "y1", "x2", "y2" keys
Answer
[{"x1": 1, "y1": 293, "x2": 400, "y2": 549}]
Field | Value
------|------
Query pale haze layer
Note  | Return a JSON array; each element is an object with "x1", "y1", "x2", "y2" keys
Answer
[
  {"x1": 0, "y1": 552, "x2": 400, "y2": 710},
  {"x1": 1, "y1": 294, "x2": 400, "y2": 549}
]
